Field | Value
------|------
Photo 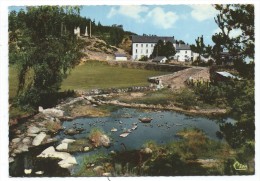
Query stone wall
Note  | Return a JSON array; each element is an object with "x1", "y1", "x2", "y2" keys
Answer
[
  {"x1": 76, "y1": 86, "x2": 153, "y2": 96},
  {"x1": 106, "y1": 61, "x2": 189, "y2": 72}
]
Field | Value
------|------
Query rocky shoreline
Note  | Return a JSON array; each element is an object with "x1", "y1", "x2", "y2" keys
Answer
[{"x1": 9, "y1": 89, "x2": 227, "y2": 175}]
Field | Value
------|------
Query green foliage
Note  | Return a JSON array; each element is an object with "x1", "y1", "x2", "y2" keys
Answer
[
  {"x1": 193, "y1": 79, "x2": 254, "y2": 150},
  {"x1": 139, "y1": 56, "x2": 148, "y2": 62},
  {"x1": 213, "y1": 4, "x2": 254, "y2": 59},
  {"x1": 151, "y1": 40, "x2": 176, "y2": 59},
  {"x1": 9, "y1": 6, "x2": 85, "y2": 109},
  {"x1": 190, "y1": 35, "x2": 212, "y2": 63},
  {"x1": 174, "y1": 89, "x2": 198, "y2": 109}
]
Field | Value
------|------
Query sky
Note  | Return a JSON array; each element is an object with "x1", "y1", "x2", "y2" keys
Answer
[
  {"x1": 9, "y1": 4, "x2": 230, "y2": 46},
  {"x1": 80, "y1": 5, "x2": 221, "y2": 45}
]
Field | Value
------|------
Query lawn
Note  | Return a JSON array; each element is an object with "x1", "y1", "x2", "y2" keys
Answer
[
  {"x1": 60, "y1": 61, "x2": 168, "y2": 91},
  {"x1": 9, "y1": 61, "x2": 169, "y2": 99}
]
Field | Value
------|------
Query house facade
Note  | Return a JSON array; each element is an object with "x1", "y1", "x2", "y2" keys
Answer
[
  {"x1": 152, "y1": 56, "x2": 167, "y2": 63},
  {"x1": 131, "y1": 35, "x2": 175, "y2": 60},
  {"x1": 132, "y1": 35, "x2": 196, "y2": 62},
  {"x1": 174, "y1": 44, "x2": 193, "y2": 62},
  {"x1": 114, "y1": 53, "x2": 127, "y2": 61}
]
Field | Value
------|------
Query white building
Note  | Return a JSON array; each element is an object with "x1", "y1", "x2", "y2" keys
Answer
[
  {"x1": 152, "y1": 56, "x2": 167, "y2": 64},
  {"x1": 114, "y1": 53, "x2": 127, "y2": 61},
  {"x1": 132, "y1": 35, "x2": 197, "y2": 62},
  {"x1": 132, "y1": 35, "x2": 175, "y2": 60},
  {"x1": 174, "y1": 44, "x2": 194, "y2": 62}
]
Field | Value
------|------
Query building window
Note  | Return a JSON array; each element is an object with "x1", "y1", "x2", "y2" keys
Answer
[
  {"x1": 136, "y1": 49, "x2": 137, "y2": 53},
  {"x1": 146, "y1": 49, "x2": 148, "y2": 54},
  {"x1": 141, "y1": 44, "x2": 143, "y2": 47},
  {"x1": 151, "y1": 44, "x2": 153, "y2": 47},
  {"x1": 136, "y1": 44, "x2": 138, "y2": 47},
  {"x1": 185, "y1": 51, "x2": 187, "y2": 54},
  {"x1": 146, "y1": 44, "x2": 148, "y2": 47}
]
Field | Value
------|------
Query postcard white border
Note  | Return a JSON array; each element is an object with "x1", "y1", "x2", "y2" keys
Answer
[{"x1": 0, "y1": 0, "x2": 259, "y2": 181}]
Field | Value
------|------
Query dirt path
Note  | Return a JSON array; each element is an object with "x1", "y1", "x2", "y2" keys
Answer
[{"x1": 149, "y1": 67, "x2": 210, "y2": 90}]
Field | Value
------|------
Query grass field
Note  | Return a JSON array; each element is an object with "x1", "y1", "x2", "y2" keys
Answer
[
  {"x1": 60, "y1": 61, "x2": 168, "y2": 91},
  {"x1": 9, "y1": 61, "x2": 168, "y2": 99}
]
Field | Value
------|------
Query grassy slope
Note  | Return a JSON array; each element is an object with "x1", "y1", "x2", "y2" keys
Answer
[
  {"x1": 61, "y1": 61, "x2": 167, "y2": 91},
  {"x1": 9, "y1": 61, "x2": 168, "y2": 99}
]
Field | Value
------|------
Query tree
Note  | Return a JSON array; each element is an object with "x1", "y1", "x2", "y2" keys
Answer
[
  {"x1": 9, "y1": 6, "x2": 85, "y2": 109},
  {"x1": 151, "y1": 40, "x2": 176, "y2": 59},
  {"x1": 213, "y1": 4, "x2": 254, "y2": 59},
  {"x1": 190, "y1": 35, "x2": 211, "y2": 63},
  {"x1": 212, "y1": 4, "x2": 254, "y2": 78}
]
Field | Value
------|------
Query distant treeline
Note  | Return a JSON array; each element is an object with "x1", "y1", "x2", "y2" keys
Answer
[{"x1": 78, "y1": 17, "x2": 136, "y2": 46}]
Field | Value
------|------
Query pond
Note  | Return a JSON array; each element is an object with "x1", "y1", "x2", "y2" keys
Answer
[{"x1": 10, "y1": 108, "x2": 235, "y2": 177}]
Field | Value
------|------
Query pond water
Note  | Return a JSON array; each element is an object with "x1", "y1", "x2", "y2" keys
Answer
[
  {"x1": 58, "y1": 108, "x2": 235, "y2": 175},
  {"x1": 10, "y1": 107, "x2": 235, "y2": 177}
]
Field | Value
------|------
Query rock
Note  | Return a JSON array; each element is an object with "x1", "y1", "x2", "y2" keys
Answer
[
  {"x1": 24, "y1": 169, "x2": 32, "y2": 175},
  {"x1": 100, "y1": 135, "x2": 111, "y2": 147},
  {"x1": 110, "y1": 128, "x2": 117, "y2": 132},
  {"x1": 22, "y1": 137, "x2": 32, "y2": 144},
  {"x1": 58, "y1": 156, "x2": 77, "y2": 168},
  {"x1": 32, "y1": 132, "x2": 47, "y2": 146},
  {"x1": 18, "y1": 144, "x2": 29, "y2": 152},
  {"x1": 93, "y1": 166, "x2": 104, "y2": 175},
  {"x1": 83, "y1": 147, "x2": 90, "y2": 152},
  {"x1": 131, "y1": 125, "x2": 138, "y2": 130},
  {"x1": 35, "y1": 171, "x2": 44, "y2": 175},
  {"x1": 9, "y1": 157, "x2": 14, "y2": 163},
  {"x1": 119, "y1": 132, "x2": 130, "y2": 138},
  {"x1": 39, "y1": 106, "x2": 64, "y2": 117},
  {"x1": 46, "y1": 138, "x2": 57, "y2": 143},
  {"x1": 64, "y1": 128, "x2": 79, "y2": 136},
  {"x1": 62, "y1": 138, "x2": 76, "y2": 144},
  {"x1": 110, "y1": 150, "x2": 116, "y2": 154},
  {"x1": 141, "y1": 147, "x2": 153, "y2": 154},
  {"x1": 37, "y1": 146, "x2": 77, "y2": 169},
  {"x1": 102, "y1": 172, "x2": 112, "y2": 176},
  {"x1": 15, "y1": 130, "x2": 22, "y2": 134},
  {"x1": 56, "y1": 143, "x2": 68, "y2": 151},
  {"x1": 13, "y1": 149, "x2": 22, "y2": 154},
  {"x1": 27, "y1": 133, "x2": 38, "y2": 137},
  {"x1": 12, "y1": 138, "x2": 21, "y2": 143},
  {"x1": 27, "y1": 126, "x2": 41, "y2": 134}
]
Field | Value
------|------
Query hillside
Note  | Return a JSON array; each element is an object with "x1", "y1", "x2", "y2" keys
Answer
[{"x1": 80, "y1": 36, "x2": 131, "y2": 62}]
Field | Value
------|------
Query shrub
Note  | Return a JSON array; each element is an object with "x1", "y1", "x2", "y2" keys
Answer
[
  {"x1": 175, "y1": 89, "x2": 198, "y2": 109},
  {"x1": 139, "y1": 56, "x2": 148, "y2": 62}
]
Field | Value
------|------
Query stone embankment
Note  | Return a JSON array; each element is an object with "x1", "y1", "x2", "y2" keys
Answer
[
  {"x1": 148, "y1": 67, "x2": 210, "y2": 90},
  {"x1": 107, "y1": 60, "x2": 189, "y2": 72}
]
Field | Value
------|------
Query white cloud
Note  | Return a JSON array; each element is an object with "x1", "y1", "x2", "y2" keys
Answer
[
  {"x1": 147, "y1": 7, "x2": 179, "y2": 29},
  {"x1": 213, "y1": 28, "x2": 242, "y2": 38},
  {"x1": 107, "y1": 6, "x2": 179, "y2": 29},
  {"x1": 190, "y1": 5, "x2": 218, "y2": 22},
  {"x1": 107, "y1": 5, "x2": 149, "y2": 22},
  {"x1": 229, "y1": 29, "x2": 242, "y2": 38}
]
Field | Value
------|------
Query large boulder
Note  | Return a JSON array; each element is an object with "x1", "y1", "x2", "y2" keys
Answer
[
  {"x1": 100, "y1": 135, "x2": 111, "y2": 147},
  {"x1": 27, "y1": 126, "x2": 41, "y2": 134},
  {"x1": 56, "y1": 143, "x2": 68, "y2": 151},
  {"x1": 39, "y1": 106, "x2": 64, "y2": 117},
  {"x1": 56, "y1": 139, "x2": 75, "y2": 151},
  {"x1": 37, "y1": 146, "x2": 77, "y2": 169},
  {"x1": 32, "y1": 132, "x2": 47, "y2": 146}
]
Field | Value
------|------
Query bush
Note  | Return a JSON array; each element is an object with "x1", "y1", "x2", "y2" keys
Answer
[
  {"x1": 139, "y1": 56, "x2": 148, "y2": 62},
  {"x1": 175, "y1": 89, "x2": 198, "y2": 109}
]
